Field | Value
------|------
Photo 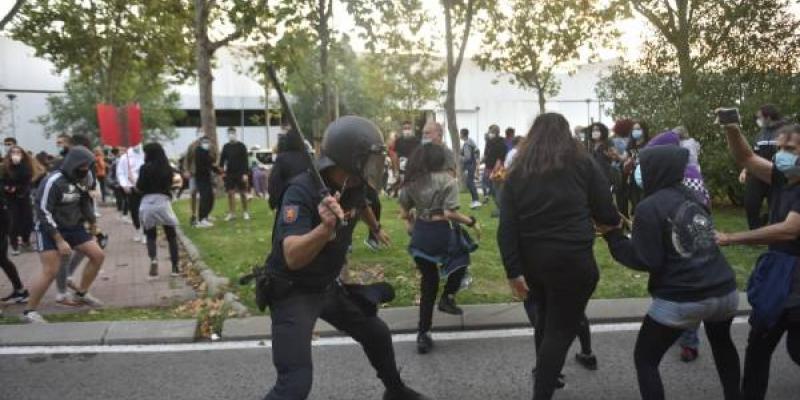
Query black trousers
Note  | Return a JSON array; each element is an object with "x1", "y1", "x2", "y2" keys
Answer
[
  {"x1": 144, "y1": 225, "x2": 179, "y2": 270},
  {"x1": 8, "y1": 195, "x2": 33, "y2": 248},
  {"x1": 742, "y1": 308, "x2": 800, "y2": 400},
  {"x1": 128, "y1": 191, "x2": 142, "y2": 230},
  {"x1": 416, "y1": 258, "x2": 466, "y2": 333},
  {"x1": 114, "y1": 186, "x2": 128, "y2": 214},
  {"x1": 635, "y1": 315, "x2": 740, "y2": 400},
  {"x1": 195, "y1": 177, "x2": 214, "y2": 221},
  {"x1": 265, "y1": 285, "x2": 404, "y2": 400},
  {"x1": 0, "y1": 208, "x2": 22, "y2": 291},
  {"x1": 744, "y1": 176, "x2": 771, "y2": 230},
  {"x1": 524, "y1": 293, "x2": 593, "y2": 356},
  {"x1": 523, "y1": 243, "x2": 598, "y2": 400}
]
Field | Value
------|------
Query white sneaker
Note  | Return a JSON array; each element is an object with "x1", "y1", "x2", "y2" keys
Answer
[
  {"x1": 74, "y1": 292, "x2": 104, "y2": 307},
  {"x1": 470, "y1": 201, "x2": 482, "y2": 209},
  {"x1": 55, "y1": 292, "x2": 81, "y2": 307},
  {"x1": 243, "y1": 212, "x2": 251, "y2": 221},
  {"x1": 197, "y1": 219, "x2": 214, "y2": 228},
  {"x1": 23, "y1": 311, "x2": 47, "y2": 323},
  {"x1": 224, "y1": 213, "x2": 235, "y2": 222}
]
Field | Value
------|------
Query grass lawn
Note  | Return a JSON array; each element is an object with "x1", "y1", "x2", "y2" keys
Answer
[{"x1": 175, "y1": 194, "x2": 762, "y2": 312}]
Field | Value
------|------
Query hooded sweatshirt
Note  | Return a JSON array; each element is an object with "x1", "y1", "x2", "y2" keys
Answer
[
  {"x1": 604, "y1": 146, "x2": 736, "y2": 302},
  {"x1": 35, "y1": 146, "x2": 97, "y2": 237},
  {"x1": 647, "y1": 131, "x2": 710, "y2": 206}
]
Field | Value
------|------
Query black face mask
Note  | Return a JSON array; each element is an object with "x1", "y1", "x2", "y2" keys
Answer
[{"x1": 74, "y1": 169, "x2": 89, "y2": 179}]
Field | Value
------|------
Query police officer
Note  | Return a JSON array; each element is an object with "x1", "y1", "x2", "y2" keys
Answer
[{"x1": 263, "y1": 116, "x2": 431, "y2": 400}]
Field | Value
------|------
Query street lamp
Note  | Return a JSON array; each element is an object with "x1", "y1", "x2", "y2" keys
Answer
[{"x1": 6, "y1": 94, "x2": 16, "y2": 139}]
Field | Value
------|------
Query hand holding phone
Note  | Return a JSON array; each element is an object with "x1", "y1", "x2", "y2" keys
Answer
[{"x1": 715, "y1": 108, "x2": 741, "y2": 125}]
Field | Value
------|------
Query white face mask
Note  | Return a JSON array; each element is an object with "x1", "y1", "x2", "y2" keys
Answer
[
  {"x1": 229, "y1": 134, "x2": 237, "y2": 142},
  {"x1": 756, "y1": 119, "x2": 765, "y2": 128},
  {"x1": 592, "y1": 130, "x2": 602, "y2": 140},
  {"x1": 11, "y1": 154, "x2": 21, "y2": 164},
  {"x1": 402, "y1": 129, "x2": 413, "y2": 137},
  {"x1": 200, "y1": 142, "x2": 210, "y2": 150},
  {"x1": 421, "y1": 137, "x2": 432, "y2": 145}
]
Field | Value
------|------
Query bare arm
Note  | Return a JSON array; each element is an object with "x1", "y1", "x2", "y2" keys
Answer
[
  {"x1": 723, "y1": 124, "x2": 773, "y2": 184},
  {"x1": 719, "y1": 211, "x2": 800, "y2": 246}
]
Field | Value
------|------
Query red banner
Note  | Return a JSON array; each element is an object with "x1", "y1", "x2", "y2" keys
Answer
[{"x1": 96, "y1": 103, "x2": 142, "y2": 147}]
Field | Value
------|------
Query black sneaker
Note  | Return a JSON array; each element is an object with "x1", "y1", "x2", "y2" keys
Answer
[
  {"x1": 1, "y1": 289, "x2": 29, "y2": 304},
  {"x1": 532, "y1": 368, "x2": 566, "y2": 389},
  {"x1": 383, "y1": 386, "x2": 432, "y2": 400},
  {"x1": 416, "y1": 332, "x2": 433, "y2": 354},
  {"x1": 437, "y1": 295, "x2": 463, "y2": 315},
  {"x1": 575, "y1": 352, "x2": 598, "y2": 370},
  {"x1": 149, "y1": 260, "x2": 159, "y2": 277}
]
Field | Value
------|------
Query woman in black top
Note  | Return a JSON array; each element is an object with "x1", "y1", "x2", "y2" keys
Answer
[
  {"x1": 4, "y1": 146, "x2": 38, "y2": 254},
  {"x1": 136, "y1": 143, "x2": 180, "y2": 277},
  {"x1": 498, "y1": 113, "x2": 619, "y2": 400},
  {"x1": 0, "y1": 156, "x2": 28, "y2": 303},
  {"x1": 267, "y1": 131, "x2": 310, "y2": 209}
]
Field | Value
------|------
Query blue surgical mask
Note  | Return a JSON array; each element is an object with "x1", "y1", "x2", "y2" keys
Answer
[
  {"x1": 634, "y1": 164, "x2": 643, "y2": 188},
  {"x1": 632, "y1": 129, "x2": 643, "y2": 140},
  {"x1": 775, "y1": 150, "x2": 800, "y2": 177}
]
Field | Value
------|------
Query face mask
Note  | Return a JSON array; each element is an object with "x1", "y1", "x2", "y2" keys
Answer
[
  {"x1": 774, "y1": 150, "x2": 800, "y2": 177},
  {"x1": 133, "y1": 146, "x2": 141, "y2": 154},
  {"x1": 634, "y1": 164, "x2": 643, "y2": 188},
  {"x1": 756, "y1": 119, "x2": 764, "y2": 128},
  {"x1": 200, "y1": 143, "x2": 210, "y2": 150},
  {"x1": 74, "y1": 169, "x2": 89, "y2": 179},
  {"x1": 402, "y1": 129, "x2": 412, "y2": 137},
  {"x1": 592, "y1": 130, "x2": 602, "y2": 140},
  {"x1": 421, "y1": 137, "x2": 432, "y2": 145},
  {"x1": 58, "y1": 145, "x2": 68, "y2": 156},
  {"x1": 11, "y1": 155, "x2": 21, "y2": 164},
  {"x1": 229, "y1": 134, "x2": 237, "y2": 142},
  {"x1": 632, "y1": 129, "x2": 643, "y2": 140}
]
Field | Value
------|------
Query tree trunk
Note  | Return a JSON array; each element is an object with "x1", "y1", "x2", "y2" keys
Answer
[
  {"x1": 536, "y1": 88, "x2": 546, "y2": 115},
  {"x1": 443, "y1": 1, "x2": 461, "y2": 164},
  {"x1": 318, "y1": 0, "x2": 332, "y2": 135},
  {"x1": 195, "y1": 0, "x2": 218, "y2": 150}
]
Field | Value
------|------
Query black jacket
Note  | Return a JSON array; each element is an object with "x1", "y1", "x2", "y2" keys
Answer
[
  {"x1": 220, "y1": 141, "x2": 249, "y2": 175},
  {"x1": 137, "y1": 163, "x2": 174, "y2": 197},
  {"x1": 484, "y1": 137, "x2": 507, "y2": 168},
  {"x1": 194, "y1": 146, "x2": 215, "y2": 180},
  {"x1": 268, "y1": 151, "x2": 310, "y2": 210},
  {"x1": 35, "y1": 146, "x2": 96, "y2": 236},
  {"x1": 604, "y1": 146, "x2": 736, "y2": 302},
  {"x1": 498, "y1": 154, "x2": 619, "y2": 279}
]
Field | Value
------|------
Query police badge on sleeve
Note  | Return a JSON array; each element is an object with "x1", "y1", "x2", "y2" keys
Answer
[{"x1": 283, "y1": 205, "x2": 299, "y2": 224}]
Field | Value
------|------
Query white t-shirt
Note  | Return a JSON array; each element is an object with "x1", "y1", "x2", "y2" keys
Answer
[{"x1": 680, "y1": 138, "x2": 701, "y2": 169}]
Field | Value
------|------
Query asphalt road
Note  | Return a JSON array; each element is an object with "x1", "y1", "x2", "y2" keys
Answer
[{"x1": 1, "y1": 323, "x2": 797, "y2": 400}]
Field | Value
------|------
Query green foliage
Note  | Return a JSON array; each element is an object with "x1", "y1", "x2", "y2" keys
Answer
[{"x1": 475, "y1": 0, "x2": 621, "y2": 112}]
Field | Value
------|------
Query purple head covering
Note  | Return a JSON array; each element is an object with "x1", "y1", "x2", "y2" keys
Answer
[
  {"x1": 643, "y1": 130, "x2": 710, "y2": 206},
  {"x1": 645, "y1": 130, "x2": 680, "y2": 147}
]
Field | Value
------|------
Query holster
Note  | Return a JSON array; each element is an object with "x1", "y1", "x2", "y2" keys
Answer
[{"x1": 240, "y1": 260, "x2": 294, "y2": 312}]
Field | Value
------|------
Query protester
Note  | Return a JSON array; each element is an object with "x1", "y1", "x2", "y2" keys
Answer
[
  {"x1": 261, "y1": 116, "x2": 430, "y2": 400},
  {"x1": 621, "y1": 121, "x2": 650, "y2": 217},
  {"x1": 136, "y1": 143, "x2": 180, "y2": 277},
  {"x1": 267, "y1": 131, "x2": 311, "y2": 210},
  {"x1": 460, "y1": 128, "x2": 482, "y2": 209},
  {"x1": 3, "y1": 145, "x2": 38, "y2": 255},
  {"x1": 505, "y1": 127, "x2": 516, "y2": 151},
  {"x1": 389, "y1": 121, "x2": 421, "y2": 197},
  {"x1": 588, "y1": 122, "x2": 614, "y2": 181},
  {"x1": 249, "y1": 146, "x2": 269, "y2": 199},
  {"x1": 220, "y1": 127, "x2": 250, "y2": 221},
  {"x1": 24, "y1": 146, "x2": 105, "y2": 323},
  {"x1": 116, "y1": 144, "x2": 145, "y2": 240},
  {"x1": 742, "y1": 104, "x2": 785, "y2": 229},
  {"x1": 504, "y1": 136, "x2": 522, "y2": 169},
  {"x1": 498, "y1": 113, "x2": 619, "y2": 399},
  {"x1": 483, "y1": 124, "x2": 508, "y2": 217},
  {"x1": 193, "y1": 136, "x2": 217, "y2": 228},
  {"x1": 600, "y1": 145, "x2": 741, "y2": 400},
  {"x1": 94, "y1": 146, "x2": 107, "y2": 204},
  {"x1": 0, "y1": 151, "x2": 28, "y2": 303},
  {"x1": 675, "y1": 125, "x2": 701, "y2": 172},
  {"x1": 108, "y1": 147, "x2": 128, "y2": 219},
  {"x1": 400, "y1": 142, "x2": 480, "y2": 354},
  {"x1": 183, "y1": 128, "x2": 215, "y2": 226},
  {"x1": 717, "y1": 122, "x2": 800, "y2": 400}
]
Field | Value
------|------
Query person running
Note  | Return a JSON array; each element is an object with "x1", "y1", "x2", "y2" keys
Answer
[
  {"x1": 220, "y1": 127, "x2": 250, "y2": 221},
  {"x1": 116, "y1": 144, "x2": 145, "y2": 241},
  {"x1": 24, "y1": 146, "x2": 105, "y2": 323},
  {"x1": 600, "y1": 145, "x2": 741, "y2": 400},
  {"x1": 498, "y1": 113, "x2": 620, "y2": 400},
  {"x1": 4, "y1": 145, "x2": 39, "y2": 254},
  {"x1": 400, "y1": 141, "x2": 481, "y2": 354},
  {"x1": 717, "y1": 122, "x2": 800, "y2": 400},
  {"x1": 136, "y1": 143, "x2": 181, "y2": 278}
]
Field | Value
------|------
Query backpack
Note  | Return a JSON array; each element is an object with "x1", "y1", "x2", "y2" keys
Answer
[
  {"x1": 748, "y1": 251, "x2": 797, "y2": 330},
  {"x1": 667, "y1": 186, "x2": 717, "y2": 263}
]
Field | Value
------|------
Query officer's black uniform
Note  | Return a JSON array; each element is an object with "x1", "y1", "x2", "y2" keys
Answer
[{"x1": 264, "y1": 173, "x2": 405, "y2": 400}]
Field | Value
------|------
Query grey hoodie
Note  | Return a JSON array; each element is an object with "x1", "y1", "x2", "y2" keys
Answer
[{"x1": 35, "y1": 146, "x2": 96, "y2": 238}]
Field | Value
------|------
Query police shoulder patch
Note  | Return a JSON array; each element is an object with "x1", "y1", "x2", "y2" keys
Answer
[{"x1": 283, "y1": 205, "x2": 299, "y2": 224}]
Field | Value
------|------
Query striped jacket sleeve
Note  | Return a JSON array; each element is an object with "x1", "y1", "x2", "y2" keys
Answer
[{"x1": 35, "y1": 172, "x2": 63, "y2": 238}]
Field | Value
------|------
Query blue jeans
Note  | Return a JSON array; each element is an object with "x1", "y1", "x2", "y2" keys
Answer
[
  {"x1": 463, "y1": 162, "x2": 479, "y2": 202},
  {"x1": 648, "y1": 291, "x2": 739, "y2": 330}
]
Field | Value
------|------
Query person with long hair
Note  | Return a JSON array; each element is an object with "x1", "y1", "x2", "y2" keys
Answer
[
  {"x1": 498, "y1": 113, "x2": 619, "y2": 399},
  {"x1": 93, "y1": 146, "x2": 108, "y2": 204},
  {"x1": 400, "y1": 139, "x2": 481, "y2": 354},
  {"x1": 3, "y1": 145, "x2": 40, "y2": 254},
  {"x1": 0, "y1": 149, "x2": 29, "y2": 304},
  {"x1": 136, "y1": 143, "x2": 181, "y2": 277}
]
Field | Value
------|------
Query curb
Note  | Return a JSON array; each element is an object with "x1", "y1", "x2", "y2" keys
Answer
[
  {"x1": 175, "y1": 226, "x2": 249, "y2": 317},
  {"x1": 0, "y1": 319, "x2": 198, "y2": 346}
]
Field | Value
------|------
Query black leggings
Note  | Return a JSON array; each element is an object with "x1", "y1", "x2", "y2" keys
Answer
[
  {"x1": 0, "y1": 210, "x2": 22, "y2": 291},
  {"x1": 114, "y1": 187, "x2": 128, "y2": 214},
  {"x1": 742, "y1": 309, "x2": 800, "y2": 400},
  {"x1": 144, "y1": 225, "x2": 179, "y2": 269},
  {"x1": 196, "y1": 177, "x2": 214, "y2": 220},
  {"x1": 128, "y1": 191, "x2": 142, "y2": 230},
  {"x1": 416, "y1": 258, "x2": 466, "y2": 333},
  {"x1": 8, "y1": 196, "x2": 33, "y2": 249},
  {"x1": 635, "y1": 315, "x2": 740, "y2": 400},
  {"x1": 524, "y1": 294, "x2": 593, "y2": 356}
]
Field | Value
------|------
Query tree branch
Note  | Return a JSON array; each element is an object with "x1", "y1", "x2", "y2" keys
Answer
[
  {"x1": 0, "y1": 0, "x2": 25, "y2": 31},
  {"x1": 630, "y1": 0, "x2": 677, "y2": 44},
  {"x1": 209, "y1": 0, "x2": 266, "y2": 52},
  {"x1": 452, "y1": 0, "x2": 475, "y2": 75}
]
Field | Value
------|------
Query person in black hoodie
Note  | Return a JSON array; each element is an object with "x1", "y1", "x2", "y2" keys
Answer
[
  {"x1": 600, "y1": 145, "x2": 740, "y2": 400},
  {"x1": 4, "y1": 145, "x2": 37, "y2": 254},
  {"x1": 0, "y1": 153, "x2": 28, "y2": 304},
  {"x1": 267, "y1": 131, "x2": 310, "y2": 210},
  {"x1": 498, "y1": 113, "x2": 619, "y2": 400},
  {"x1": 137, "y1": 143, "x2": 180, "y2": 277}
]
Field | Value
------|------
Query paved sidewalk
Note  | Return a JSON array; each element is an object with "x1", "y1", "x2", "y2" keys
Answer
[{"x1": 0, "y1": 205, "x2": 196, "y2": 317}]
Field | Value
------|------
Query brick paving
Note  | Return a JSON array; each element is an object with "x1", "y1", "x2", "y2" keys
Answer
[{"x1": 0, "y1": 205, "x2": 196, "y2": 316}]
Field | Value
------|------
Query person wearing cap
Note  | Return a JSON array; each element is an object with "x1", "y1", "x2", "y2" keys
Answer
[{"x1": 260, "y1": 116, "x2": 430, "y2": 400}]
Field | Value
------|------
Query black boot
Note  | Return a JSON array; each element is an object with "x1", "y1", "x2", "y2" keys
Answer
[
  {"x1": 575, "y1": 352, "x2": 598, "y2": 370},
  {"x1": 383, "y1": 385, "x2": 432, "y2": 400},
  {"x1": 437, "y1": 294, "x2": 463, "y2": 315},
  {"x1": 416, "y1": 331, "x2": 433, "y2": 354}
]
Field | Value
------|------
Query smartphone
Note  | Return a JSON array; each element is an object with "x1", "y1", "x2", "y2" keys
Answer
[{"x1": 716, "y1": 108, "x2": 741, "y2": 125}]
